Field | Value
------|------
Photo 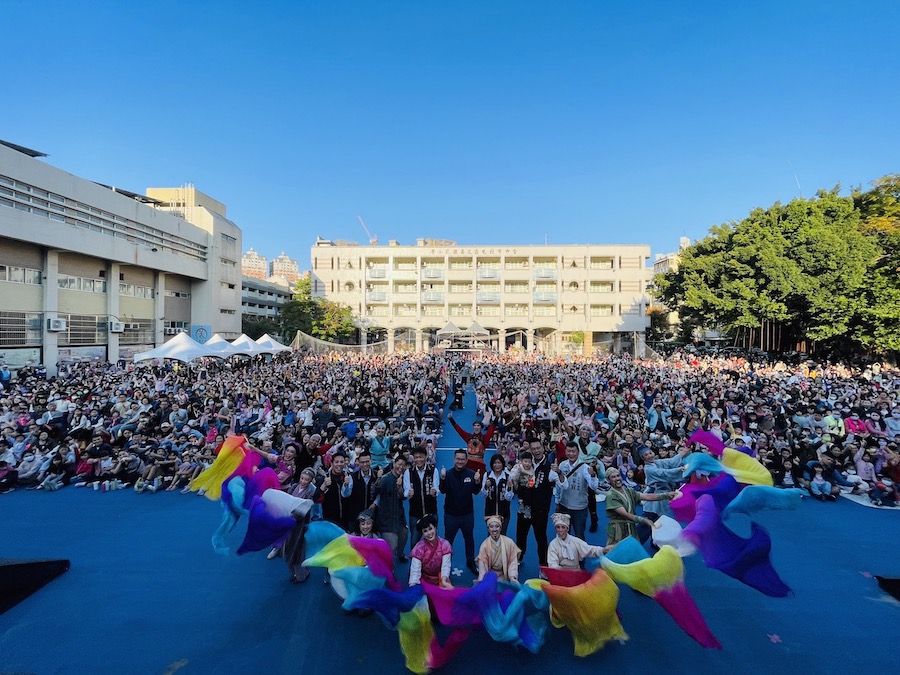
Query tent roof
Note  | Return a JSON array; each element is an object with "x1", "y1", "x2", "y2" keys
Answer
[
  {"x1": 436, "y1": 321, "x2": 461, "y2": 335},
  {"x1": 202, "y1": 334, "x2": 242, "y2": 356},
  {"x1": 230, "y1": 333, "x2": 266, "y2": 356},
  {"x1": 464, "y1": 321, "x2": 489, "y2": 335},
  {"x1": 255, "y1": 333, "x2": 292, "y2": 354},
  {"x1": 133, "y1": 332, "x2": 216, "y2": 363}
]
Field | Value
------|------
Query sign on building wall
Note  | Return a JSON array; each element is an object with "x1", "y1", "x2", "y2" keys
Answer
[
  {"x1": 58, "y1": 346, "x2": 107, "y2": 363},
  {"x1": 191, "y1": 325, "x2": 211, "y2": 343},
  {"x1": 0, "y1": 348, "x2": 41, "y2": 369}
]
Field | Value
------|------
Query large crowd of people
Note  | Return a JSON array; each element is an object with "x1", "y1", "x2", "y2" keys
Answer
[{"x1": 1, "y1": 348, "x2": 898, "y2": 584}]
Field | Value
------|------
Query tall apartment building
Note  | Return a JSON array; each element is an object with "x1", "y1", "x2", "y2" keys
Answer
[
  {"x1": 311, "y1": 238, "x2": 652, "y2": 355},
  {"x1": 241, "y1": 247, "x2": 268, "y2": 280},
  {"x1": 0, "y1": 141, "x2": 242, "y2": 374},
  {"x1": 269, "y1": 252, "x2": 299, "y2": 286}
]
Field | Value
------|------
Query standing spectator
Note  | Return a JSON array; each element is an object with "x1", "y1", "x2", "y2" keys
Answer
[
  {"x1": 555, "y1": 441, "x2": 601, "y2": 540},
  {"x1": 376, "y1": 454, "x2": 409, "y2": 562},
  {"x1": 439, "y1": 449, "x2": 482, "y2": 574},
  {"x1": 481, "y1": 453, "x2": 513, "y2": 535},
  {"x1": 348, "y1": 450, "x2": 380, "y2": 522},
  {"x1": 446, "y1": 411, "x2": 497, "y2": 472},
  {"x1": 319, "y1": 451, "x2": 354, "y2": 531},
  {"x1": 514, "y1": 439, "x2": 559, "y2": 568},
  {"x1": 404, "y1": 446, "x2": 439, "y2": 546}
]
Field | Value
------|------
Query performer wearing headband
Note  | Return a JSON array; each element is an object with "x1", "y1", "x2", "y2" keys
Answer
[
  {"x1": 476, "y1": 515, "x2": 520, "y2": 584},
  {"x1": 547, "y1": 512, "x2": 604, "y2": 570},
  {"x1": 605, "y1": 467, "x2": 672, "y2": 547}
]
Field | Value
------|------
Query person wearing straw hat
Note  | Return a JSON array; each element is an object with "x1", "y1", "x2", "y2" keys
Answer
[
  {"x1": 476, "y1": 515, "x2": 520, "y2": 584},
  {"x1": 546, "y1": 512, "x2": 604, "y2": 570}
]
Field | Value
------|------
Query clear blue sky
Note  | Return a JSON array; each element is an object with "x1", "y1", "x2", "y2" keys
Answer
[{"x1": 4, "y1": 1, "x2": 898, "y2": 266}]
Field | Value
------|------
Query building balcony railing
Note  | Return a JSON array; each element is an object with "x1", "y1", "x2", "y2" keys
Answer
[
  {"x1": 422, "y1": 268, "x2": 444, "y2": 280},
  {"x1": 422, "y1": 292, "x2": 445, "y2": 303},
  {"x1": 476, "y1": 268, "x2": 500, "y2": 279},
  {"x1": 533, "y1": 269, "x2": 557, "y2": 280},
  {"x1": 476, "y1": 292, "x2": 500, "y2": 304},
  {"x1": 533, "y1": 292, "x2": 558, "y2": 304},
  {"x1": 365, "y1": 291, "x2": 387, "y2": 302},
  {"x1": 366, "y1": 268, "x2": 387, "y2": 279}
]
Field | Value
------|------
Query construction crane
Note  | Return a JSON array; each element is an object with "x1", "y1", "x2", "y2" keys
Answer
[{"x1": 357, "y1": 215, "x2": 378, "y2": 246}]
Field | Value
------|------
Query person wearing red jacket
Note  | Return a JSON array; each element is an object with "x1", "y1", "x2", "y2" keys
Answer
[{"x1": 447, "y1": 411, "x2": 496, "y2": 472}]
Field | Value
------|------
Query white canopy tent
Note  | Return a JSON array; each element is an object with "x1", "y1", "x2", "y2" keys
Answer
[
  {"x1": 230, "y1": 333, "x2": 267, "y2": 357},
  {"x1": 254, "y1": 333, "x2": 292, "y2": 354},
  {"x1": 203, "y1": 334, "x2": 243, "y2": 357},
  {"x1": 133, "y1": 332, "x2": 217, "y2": 363}
]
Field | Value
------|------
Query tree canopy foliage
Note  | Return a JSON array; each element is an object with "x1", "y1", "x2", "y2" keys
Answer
[
  {"x1": 654, "y1": 177, "x2": 900, "y2": 354},
  {"x1": 280, "y1": 276, "x2": 357, "y2": 342}
]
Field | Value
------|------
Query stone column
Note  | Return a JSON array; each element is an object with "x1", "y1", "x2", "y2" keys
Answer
[
  {"x1": 497, "y1": 328, "x2": 506, "y2": 353},
  {"x1": 415, "y1": 328, "x2": 423, "y2": 353},
  {"x1": 583, "y1": 330, "x2": 593, "y2": 357},
  {"x1": 42, "y1": 249, "x2": 60, "y2": 377},
  {"x1": 107, "y1": 262, "x2": 120, "y2": 364},
  {"x1": 155, "y1": 272, "x2": 166, "y2": 346},
  {"x1": 526, "y1": 328, "x2": 535, "y2": 352}
]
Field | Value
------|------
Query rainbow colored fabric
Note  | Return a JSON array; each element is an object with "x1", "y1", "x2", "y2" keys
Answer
[{"x1": 195, "y1": 434, "x2": 803, "y2": 672}]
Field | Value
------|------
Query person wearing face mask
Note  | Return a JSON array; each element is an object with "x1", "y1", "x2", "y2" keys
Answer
[
  {"x1": 15, "y1": 451, "x2": 42, "y2": 487},
  {"x1": 884, "y1": 409, "x2": 900, "y2": 437},
  {"x1": 844, "y1": 411, "x2": 868, "y2": 442}
]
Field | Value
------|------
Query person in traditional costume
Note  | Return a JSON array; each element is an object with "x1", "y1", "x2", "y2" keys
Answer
[
  {"x1": 409, "y1": 514, "x2": 453, "y2": 588},
  {"x1": 546, "y1": 512, "x2": 604, "y2": 570},
  {"x1": 476, "y1": 515, "x2": 520, "y2": 583},
  {"x1": 604, "y1": 467, "x2": 673, "y2": 548},
  {"x1": 353, "y1": 508, "x2": 379, "y2": 538}
]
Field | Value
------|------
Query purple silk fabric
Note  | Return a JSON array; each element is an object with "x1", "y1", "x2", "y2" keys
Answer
[{"x1": 682, "y1": 494, "x2": 792, "y2": 597}]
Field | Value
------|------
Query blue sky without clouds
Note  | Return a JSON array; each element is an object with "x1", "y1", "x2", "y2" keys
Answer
[{"x1": 3, "y1": 1, "x2": 898, "y2": 266}]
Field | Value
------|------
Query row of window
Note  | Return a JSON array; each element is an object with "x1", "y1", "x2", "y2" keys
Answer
[
  {"x1": 325, "y1": 257, "x2": 629, "y2": 271},
  {"x1": 365, "y1": 304, "x2": 640, "y2": 319},
  {"x1": 0, "y1": 265, "x2": 42, "y2": 285},
  {"x1": 0, "y1": 174, "x2": 208, "y2": 261},
  {"x1": 164, "y1": 290, "x2": 191, "y2": 298},
  {"x1": 341, "y1": 280, "x2": 644, "y2": 293},
  {"x1": 58, "y1": 275, "x2": 107, "y2": 293}
]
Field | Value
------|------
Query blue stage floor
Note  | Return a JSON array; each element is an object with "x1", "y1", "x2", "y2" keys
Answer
[{"x1": 1, "y1": 388, "x2": 897, "y2": 674}]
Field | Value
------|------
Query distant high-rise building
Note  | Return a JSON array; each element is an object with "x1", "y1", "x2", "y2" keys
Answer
[
  {"x1": 242, "y1": 248, "x2": 268, "y2": 280},
  {"x1": 269, "y1": 252, "x2": 299, "y2": 285}
]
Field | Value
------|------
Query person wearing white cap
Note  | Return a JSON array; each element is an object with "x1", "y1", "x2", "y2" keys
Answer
[
  {"x1": 546, "y1": 512, "x2": 604, "y2": 570},
  {"x1": 476, "y1": 515, "x2": 520, "y2": 583}
]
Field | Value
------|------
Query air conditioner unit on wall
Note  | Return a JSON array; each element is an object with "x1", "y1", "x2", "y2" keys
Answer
[
  {"x1": 164, "y1": 328, "x2": 178, "y2": 335},
  {"x1": 109, "y1": 321, "x2": 125, "y2": 333},
  {"x1": 126, "y1": 323, "x2": 141, "y2": 330},
  {"x1": 47, "y1": 318, "x2": 67, "y2": 332}
]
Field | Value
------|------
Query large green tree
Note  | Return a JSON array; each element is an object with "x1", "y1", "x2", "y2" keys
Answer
[
  {"x1": 851, "y1": 175, "x2": 900, "y2": 352},
  {"x1": 655, "y1": 188, "x2": 881, "y2": 352},
  {"x1": 280, "y1": 275, "x2": 357, "y2": 342}
]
